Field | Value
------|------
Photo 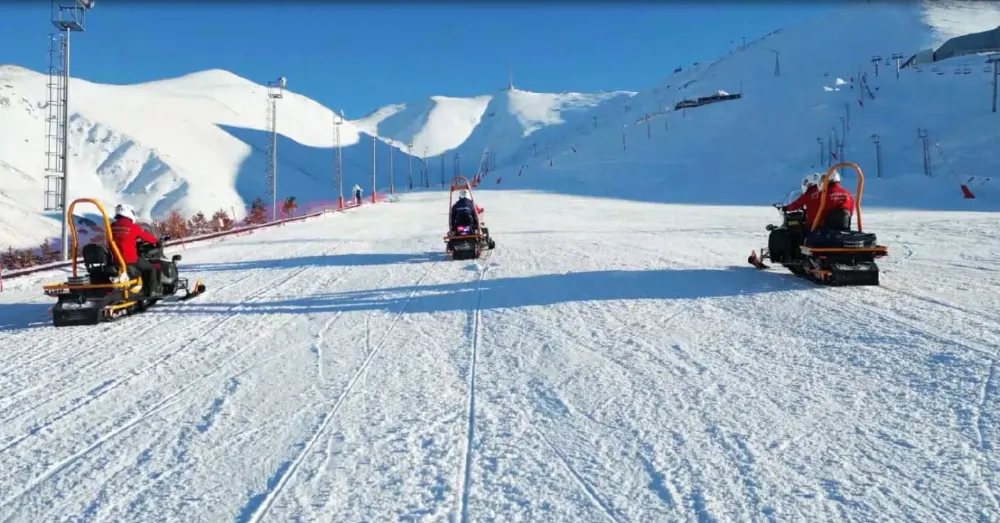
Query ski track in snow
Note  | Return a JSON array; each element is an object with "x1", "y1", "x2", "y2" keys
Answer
[{"x1": 0, "y1": 191, "x2": 997, "y2": 522}]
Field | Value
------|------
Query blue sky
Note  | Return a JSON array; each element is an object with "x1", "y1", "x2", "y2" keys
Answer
[{"x1": 1, "y1": 2, "x2": 837, "y2": 118}]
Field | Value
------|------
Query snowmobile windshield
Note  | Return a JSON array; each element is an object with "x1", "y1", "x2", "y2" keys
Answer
[{"x1": 779, "y1": 188, "x2": 801, "y2": 206}]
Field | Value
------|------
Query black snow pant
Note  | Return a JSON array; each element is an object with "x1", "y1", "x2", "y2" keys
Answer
[
  {"x1": 354, "y1": 190, "x2": 362, "y2": 205},
  {"x1": 130, "y1": 258, "x2": 156, "y2": 297}
]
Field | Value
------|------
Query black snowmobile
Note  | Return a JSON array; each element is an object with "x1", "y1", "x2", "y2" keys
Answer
[
  {"x1": 43, "y1": 198, "x2": 206, "y2": 327},
  {"x1": 443, "y1": 176, "x2": 496, "y2": 260},
  {"x1": 748, "y1": 162, "x2": 888, "y2": 286}
]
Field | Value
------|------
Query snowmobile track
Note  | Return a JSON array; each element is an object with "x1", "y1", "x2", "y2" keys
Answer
[
  {"x1": 0, "y1": 257, "x2": 332, "y2": 440},
  {"x1": 241, "y1": 257, "x2": 445, "y2": 523},
  {"x1": 457, "y1": 247, "x2": 494, "y2": 523}
]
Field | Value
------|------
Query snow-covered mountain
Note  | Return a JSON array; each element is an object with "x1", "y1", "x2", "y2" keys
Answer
[
  {"x1": 350, "y1": 88, "x2": 636, "y2": 159},
  {"x1": 1, "y1": 0, "x2": 999, "y2": 251},
  {"x1": 479, "y1": 0, "x2": 1000, "y2": 211}
]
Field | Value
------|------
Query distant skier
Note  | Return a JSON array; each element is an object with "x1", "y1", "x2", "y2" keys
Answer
[{"x1": 352, "y1": 184, "x2": 363, "y2": 205}]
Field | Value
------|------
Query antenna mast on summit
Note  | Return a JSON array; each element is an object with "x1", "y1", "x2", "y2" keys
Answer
[
  {"x1": 45, "y1": 0, "x2": 94, "y2": 261},
  {"x1": 265, "y1": 76, "x2": 285, "y2": 221},
  {"x1": 508, "y1": 61, "x2": 514, "y2": 90}
]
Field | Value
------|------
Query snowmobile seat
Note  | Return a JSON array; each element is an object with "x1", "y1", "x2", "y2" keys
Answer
[
  {"x1": 82, "y1": 243, "x2": 139, "y2": 283},
  {"x1": 803, "y1": 229, "x2": 877, "y2": 249}
]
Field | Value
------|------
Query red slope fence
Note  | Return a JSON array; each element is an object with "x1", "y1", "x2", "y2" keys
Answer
[{"x1": 0, "y1": 192, "x2": 389, "y2": 284}]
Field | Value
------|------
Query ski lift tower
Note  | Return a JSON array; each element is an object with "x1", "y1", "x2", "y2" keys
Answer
[
  {"x1": 265, "y1": 76, "x2": 286, "y2": 221},
  {"x1": 45, "y1": 0, "x2": 94, "y2": 261}
]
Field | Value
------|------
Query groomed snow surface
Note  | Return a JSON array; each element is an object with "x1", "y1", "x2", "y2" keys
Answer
[{"x1": 0, "y1": 191, "x2": 998, "y2": 522}]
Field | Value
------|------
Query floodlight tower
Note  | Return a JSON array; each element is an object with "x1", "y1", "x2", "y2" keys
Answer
[
  {"x1": 45, "y1": 0, "x2": 94, "y2": 261},
  {"x1": 334, "y1": 110, "x2": 344, "y2": 208},
  {"x1": 265, "y1": 76, "x2": 286, "y2": 221}
]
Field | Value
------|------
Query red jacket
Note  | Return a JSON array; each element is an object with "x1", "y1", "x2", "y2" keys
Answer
[
  {"x1": 820, "y1": 182, "x2": 855, "y2": 222},
  {"x1": 785, "y1": 185, "x2": 819, "y2": 225},
  {"x1": 111, "y1": 216, "x2": 158, "y2": 264}
]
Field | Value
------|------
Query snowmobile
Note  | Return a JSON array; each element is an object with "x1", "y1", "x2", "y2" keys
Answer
[
  {"x1": 42, "y1": 198, "x2": 206, "y2": 327},
  {"x1": 443, "y1": 176, "x2": 495, "y2": 260},
  {"x1": 747, "y1": 162, "x2": 888, "y2": 286}
]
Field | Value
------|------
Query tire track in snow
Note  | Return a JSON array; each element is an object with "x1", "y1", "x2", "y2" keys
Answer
[
  {"x1": 0, "y1": 247, "x2": 359, "y2": 519},
  {"x1": 92, "y1": 257, "x2": 408, "y2": 520},
  {"x1": 805, "y1": 288, "x2": 1000, "y2": 515},
  {"x1": 456, "y1": 248, "x2": 495, "y2": 523},
  {"x1": 0, "y1": 246, "x2": 341, "y2": 458},
  {"x1": 0, "y1": 269, "x2": 268, "y2": 417},
  {"x1": 237, "y1": 257, "x2": 444, "y2": 523},
  {"x1": 531, "y1": 421, "x2": 623, "y2": 523}
]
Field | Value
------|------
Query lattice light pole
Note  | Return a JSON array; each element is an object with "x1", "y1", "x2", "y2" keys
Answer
[
  {"x1": 371, "y1": 130, "x2": 377, "y2": 203},
  {"x1": 44, "y1": 0, "x2": 94, "y2": 261},
  {"x1": 265, "y1": 76, "x2": 286, "y2": 221},
  {"x1": 334, "y1": 110, "x2": 344, "y2": 209}
]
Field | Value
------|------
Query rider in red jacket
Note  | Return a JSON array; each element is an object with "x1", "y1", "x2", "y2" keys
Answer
[
  {"x1": 817, "y1": 173, "x2": 855, "y2": 228},
  {"x1": 110, "y1": 204, "x2": 159, "y2": 295},
  {"x1": 784, "y1": 173, "x2": 821, "y2": 226}
]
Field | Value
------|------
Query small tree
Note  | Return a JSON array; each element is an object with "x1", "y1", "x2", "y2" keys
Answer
[
  {"x1": 161, "y1": 210, "x2": 189, "y2": 239},
  {"x1": 38, "y1": 239, "x2": 57, "y2": 263},
  {"x1": 211, "y1": 208, "x2": 234, "y2": 231},
  {"x1": 282, "y1": 196, "x2": 297, "y2": 217},
  {"x1": 188, "y1": 211, "x2": 211, "y2": 236},
  {"x1": 1, "y1": 247, "x2": 17, "y2": 270},
  {"x1": 246, "y1": 197, "x2": 268, "y2": 225}
]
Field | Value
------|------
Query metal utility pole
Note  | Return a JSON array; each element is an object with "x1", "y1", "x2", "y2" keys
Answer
[
  {"x1": 622, "y1": 125, "x2": 627, "y2": 151},
  {"x1": 407, "y1": 142, "x2": 413, "y2": 190},
  {"x1": 453, "y1": 152, "x2": 461, "y2": 177},
  {"x1": 844, "y1": 102, "x2": 850, "y2": 130},
  {"x1": 388, "y1": 142, "x2": 394, "y2": 195},
  {"x1": 870, "y1": 134, "x2": 882, "y2": 178},
  {"x1": 891, "y1": 53, "x2": 904, "y2": 79},
  {"x1": 371, "y1": 131, "x2": 377, "y2": 203},
  {"x1": 918, "y1": 128, "x2": 931, "y2": 176},
  {"x1": 45, "y1": 0, "x2": 94, "y2": 261},
  {"x1": 839, "y1": 117, "x2": 847, "y2": 147},
  {"x1": 423, "y1": 147, "x2": 429, "y2": 187},
  {"x1": 988, "y1": 55, "x2": 1000, "y2": 113},
  {"x1": 871, "y1": 55, "x2": 882, "y2": 76},
  {"x1": 817, "y1": 137, "x2": 824, "y2": 166},
  {"x1": 644, "y1": 114, "x2": 651, "y2": 139},
  {"x1": 440, "y1": 155, "x2": 445, "y2": 187},
  {"x1": 265, "y1": 76, "x2": 286, "y2": 221},
  {"x1": 334, "y1": 111, "x2": 344, "y2": 208},
  {"x1": 771, "y1": 50, "x2": 780, "y2": 77},
  {"x1": 592, "y1": 116, "x2": 598, "y2": 129}
]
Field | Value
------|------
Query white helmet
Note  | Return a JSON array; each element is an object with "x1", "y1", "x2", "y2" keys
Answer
[
  {"x1": 827, "y1": 171, "x2": 841, "y2": 184},
  {"x1": 458, "y1": 190, "x2": 469, "y2": 198},
  {"x1": 801, "y1": 173, "x2": 820, "y2": 193},
  {"x1": 114, "y1": 203, "x2": 136, "y2": 221}
]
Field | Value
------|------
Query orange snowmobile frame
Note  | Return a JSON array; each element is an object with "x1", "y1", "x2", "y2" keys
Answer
[
  {"x1": 801, "y1": 162, "x2": 888, "y2": 258},
  {"x1": 443, "y1": 175, "x2": 486, "y2": 243},
  {"x1": 42, "y1": 198, "x2": 144, "y2": 301}
]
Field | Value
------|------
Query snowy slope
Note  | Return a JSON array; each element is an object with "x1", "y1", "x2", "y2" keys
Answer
[
  {"x1": 0, "y1": 66, "x2": 416, "y2": 249},
  {"x1": 0, "y1": 191, "x2": 997, "y2": 521},
  {"x1": 351, "y1": 88, "x2": 635, "y2": 160},
  {"x1": 482, "y1": 1, "x2": 1000, "y2": 211}
]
